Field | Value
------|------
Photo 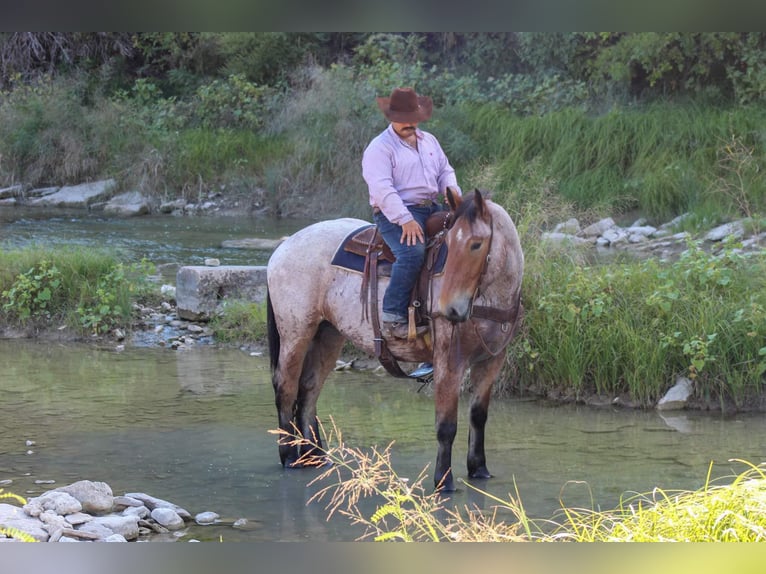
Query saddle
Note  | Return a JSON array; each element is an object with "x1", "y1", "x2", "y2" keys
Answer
[{"x1": 345, "y1": 211, "x2": 451, "y2": 379}]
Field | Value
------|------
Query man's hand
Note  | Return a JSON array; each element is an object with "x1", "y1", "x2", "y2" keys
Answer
[{"x1": 400, "y1": 220, "x2": 425, "y2": 246}]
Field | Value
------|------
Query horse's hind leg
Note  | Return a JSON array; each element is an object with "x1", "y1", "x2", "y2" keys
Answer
[
  {"x1": 273, "y1": 331, "x2": 316, "y2": 467},
  {"x1": 294, "y1": 321, "x2": 346, "y2": 462},
  {"x1": 466, "y1": 353, "x2": 504, "y2": 479}
]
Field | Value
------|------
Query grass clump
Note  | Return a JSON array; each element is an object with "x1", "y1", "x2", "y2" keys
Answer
[
  {"x1": 0, "y1": 246, "x2": 156, "y2": 335},
  {"x1": 552, "y1": 460, "x2": 766, "y2": 542},
  {"x1": 208, "y1": 300, "x2": 268, "y2": 344},
  {"x1": 271, "y1": 419, "x2": 529, "y2": 542},
  {"x1": 282, "y1": 421, "x2": 766, "y2": 543}
]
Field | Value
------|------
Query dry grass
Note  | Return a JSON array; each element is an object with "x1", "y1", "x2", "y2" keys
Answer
[{"x1": 274, "y1": 420, "x2": 766, "y2": 543}]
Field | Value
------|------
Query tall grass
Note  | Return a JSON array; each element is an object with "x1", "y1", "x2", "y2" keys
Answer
[
  {"x1": 467, "y1": 102, "x2": 766, "y2": 222},
  {"x1": 506, "y1": 240, "x2": 766, "y2": 408}
]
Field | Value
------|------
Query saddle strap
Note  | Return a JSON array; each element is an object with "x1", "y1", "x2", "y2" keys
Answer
[{"x1": 370, "y1": 254, "x2": 411, "y2": 379}]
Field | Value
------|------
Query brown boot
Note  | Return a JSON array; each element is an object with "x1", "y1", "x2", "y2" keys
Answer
[{"x1": 383, "y1": 321, "x2": 428, "y2": 340}]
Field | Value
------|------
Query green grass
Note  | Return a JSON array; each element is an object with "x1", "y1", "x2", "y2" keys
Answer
[
  {"x1": 466, "y1": 102, "x2": 766, "y2": 222},
  {"x1": 208, "y1": 300, "x2": 268, "y2": 344},
  {"x1": 504, "y1": 240, "x2": 766, "y2": 408}
]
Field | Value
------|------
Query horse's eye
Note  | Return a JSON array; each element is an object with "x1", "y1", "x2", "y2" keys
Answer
[{"x1": 470, "y1": 242, "x2": 482, "y2": 251}]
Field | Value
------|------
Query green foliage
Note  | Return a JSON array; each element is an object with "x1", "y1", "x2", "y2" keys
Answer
[
  {"x1": 191, "y1": 74, "x2": 271, "y2": 130},
  {"x1": 510, "y1": 241, "x2": 766, "y2": 407},
  {"x1": 75, "y1": 263, "x2": 129, "y2": 334},
  {"x1": 0, "y1": 248, "x2": 155, "y2": 335},
  {"x1": 2, "y1": 260, "x2": 62, "y2": 322}
]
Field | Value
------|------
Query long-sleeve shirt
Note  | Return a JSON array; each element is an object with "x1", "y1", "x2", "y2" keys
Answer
[{"x1": 362, "y1": 124, "x2": 461, "y2": 225}]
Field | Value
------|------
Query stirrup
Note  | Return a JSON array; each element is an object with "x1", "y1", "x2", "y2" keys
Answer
[{"x1": 409, "y1": 362, "x2": 434, "y2": 383}]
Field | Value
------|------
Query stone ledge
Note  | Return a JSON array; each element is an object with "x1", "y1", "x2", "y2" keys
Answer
[{"x1": 176, "y1": 265, "x2": 267, "y2": 321}]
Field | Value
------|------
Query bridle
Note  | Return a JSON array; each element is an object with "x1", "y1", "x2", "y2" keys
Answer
[{"x1": 435, "y1": 207, "x2": 521, "y2": 361}]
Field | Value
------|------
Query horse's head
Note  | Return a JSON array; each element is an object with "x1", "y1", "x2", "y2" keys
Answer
[{"x1": 438, "y1": 188, "x2": 494, "y2": 323}]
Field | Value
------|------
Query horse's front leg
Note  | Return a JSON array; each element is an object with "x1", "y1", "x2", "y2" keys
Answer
[
  {"x1": 433, "y1": 364, "x2": 465, "y2": 492},
  {"x1": 466, "y1": 353, "x2": 505, "y2": 479}
]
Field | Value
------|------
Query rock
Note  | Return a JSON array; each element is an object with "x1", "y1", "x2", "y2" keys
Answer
[
  {"x1": 103, "y1": 533, "x2": 128, "y2": 542},
  {"x1": 0, "y1": 503, "x2": 49, "y2": 541},
  {"x1": 159, "y1": 199, "x2": 187, "y2": 213},
  {"x1": 175, "y1": 265, "x2": 268, "y2": 321},
  {"x1": 580, "y1": 217, "x2": 615, "y2": 238},
  {"x1": 76, "y1": 521, "x2": 115, "y2": 540},
  {"x1": 221, "y1": 237, "x2": 285, "y2": 250},
  {"x1": 65, "y1": 512, "x2": 92, "y2": 526},
  {"x1": 705, "y1": 220, "x2": 746, "y2": 242},
  {"x1": 160, "y1": 284, "x2": 177, "y2": 299},
  {"x1": 541, "y1": 232, "x2": 593, "y2": 247},
  {"x1": 194, "y1": 511, "x2": 220, "y2": 525},
  {"x1": 204, "y1": 258, "x2": 220, "y2": 267},
  {"x1": 103, "y1": 191, "x2": 152, "y2": 216},
  {"x1": 626, "y1": 225, "x2": 657, "y2": 238},
  {"x1": 123, "y1": 492, "x2": 191, "y2": 521},
  {"x1": 553, "y1": 218, "x2": 581, "y2": 235},
  {"x1": 90, "y1": 515, "x2": 140, "y2": 540},
  {"x1": 601, "y1": 227, "x2": 629, "y2": 246},
  {"x1": 28, "y1": 179, "x2": 116, "y2": 208},
  {"x1": 122, "y1": 505, "x2": 150, "y2": 519},
  {"x1": 657, "y1": 376, "x2": 694, "y2": 411},
  {"x1": 0, "y1": 184, "x2": 23, "y2": 199},
  {"x1": 150, "y1": 507, "x2": 185, "y2": 530},
  {"x1": 23, "y1": 491, "x2": 82, "y2": 517},
  {"x1": 55, "y1": 480, "x2": 114, "y2": 515},
  {"x1": 112, "y1": 495, "x2": 144, "y2": 510}
]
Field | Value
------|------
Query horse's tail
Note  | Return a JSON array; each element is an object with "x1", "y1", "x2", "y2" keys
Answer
[{"x1": 266, "y1": 289, "x2": 280, "y2": 372}]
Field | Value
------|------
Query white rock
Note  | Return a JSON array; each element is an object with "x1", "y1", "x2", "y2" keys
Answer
[
  {"x1": 151, "y1": 507, "x2": 185, "y2": 530},
  {"x1": 657, "y1": 376, "x2": 694, "y2": 411},
  {"x1": 581, "y1": 217, "x2": 615, "y2": 238}
]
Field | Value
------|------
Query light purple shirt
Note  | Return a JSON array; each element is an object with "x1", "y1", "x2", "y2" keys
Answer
[{"x1": 362, "y1": 124, "x2": 461, "y2": 225}]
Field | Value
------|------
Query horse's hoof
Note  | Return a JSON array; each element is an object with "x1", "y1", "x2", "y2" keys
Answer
[{"x1": 469, "y1": 467, "x2": 493, "y2": 479}]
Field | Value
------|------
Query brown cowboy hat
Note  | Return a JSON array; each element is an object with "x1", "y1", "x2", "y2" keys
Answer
[{"x1": 376, "y1": 87, "x2": 433, "y2": 123}]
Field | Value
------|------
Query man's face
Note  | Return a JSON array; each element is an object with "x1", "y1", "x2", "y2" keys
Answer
[{"x1": 392, "y1": 121, "x2": 418, "y2": 138}]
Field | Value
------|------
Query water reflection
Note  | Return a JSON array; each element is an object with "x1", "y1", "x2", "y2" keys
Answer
[{"x1": 1, "y1": 339, "x2": 765, "y2": 541}]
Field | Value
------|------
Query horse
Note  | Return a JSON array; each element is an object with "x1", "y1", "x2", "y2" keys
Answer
[{"x1": 266, "y1": 188, "x2": 524, "y2": 491}]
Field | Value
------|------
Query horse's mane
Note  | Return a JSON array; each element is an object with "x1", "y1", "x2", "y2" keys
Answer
[{"x1": 452, "y1": 190, "x2": 487, "y2": 225}]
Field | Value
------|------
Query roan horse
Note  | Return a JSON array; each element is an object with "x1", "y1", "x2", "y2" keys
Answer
[{"x1": 266, "y1": 189, "x2": 524, "y2": 491}]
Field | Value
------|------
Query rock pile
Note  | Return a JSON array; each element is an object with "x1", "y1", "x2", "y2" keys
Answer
[
  {"x1": 542, "y1": 214, "x2": 766, "y2": 258},
  {"x1": 0, "y1": 480, "x2": 221, "y2": 542}
]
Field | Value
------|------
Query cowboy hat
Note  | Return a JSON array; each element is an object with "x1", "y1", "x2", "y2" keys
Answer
[{"x1": 376, "y1": 87, "x2": 433, "y2": 123}]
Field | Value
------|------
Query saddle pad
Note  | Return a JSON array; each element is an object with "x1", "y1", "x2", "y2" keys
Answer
[
  {"x1": 331, "y1": 224, "x2": 448, "y2": 275},
  {"x1": 331, "y1": 224, "x2": 391, "y2": 274}
]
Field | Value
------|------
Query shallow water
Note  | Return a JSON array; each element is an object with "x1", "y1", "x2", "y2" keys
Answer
[
  {"x1": 0, "y1": 206, "x2": 314, "y2": 281},
  {"x1": 1, "y1": 339, "x2": 765, "y2": 542}
]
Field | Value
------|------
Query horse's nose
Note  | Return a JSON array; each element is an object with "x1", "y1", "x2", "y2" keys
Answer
[{"x1": 443, "y1": 300, "x2": 471, "y2": 323}]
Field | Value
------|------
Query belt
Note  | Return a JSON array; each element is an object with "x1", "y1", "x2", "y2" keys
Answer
[{"x1": 372, "y1": 199, "x2": 436, "y2": 216}]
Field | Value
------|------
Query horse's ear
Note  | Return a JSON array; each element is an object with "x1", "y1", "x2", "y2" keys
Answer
[
  {"x1": 473, "y1": 188, "x2": 486, "y2": 218},
  {"x1": 446, "y1": 187, "x2": 461, "y2": 212}
]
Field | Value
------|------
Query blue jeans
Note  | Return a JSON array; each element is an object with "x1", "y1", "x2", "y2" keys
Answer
[{"x1": 374, "y1": 204, "x2": 442, "y2": 323}]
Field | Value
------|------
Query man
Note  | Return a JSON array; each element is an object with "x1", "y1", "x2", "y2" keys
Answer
[{"x1": 362, "y1": 87, "x2": 462, "y2": 339}]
